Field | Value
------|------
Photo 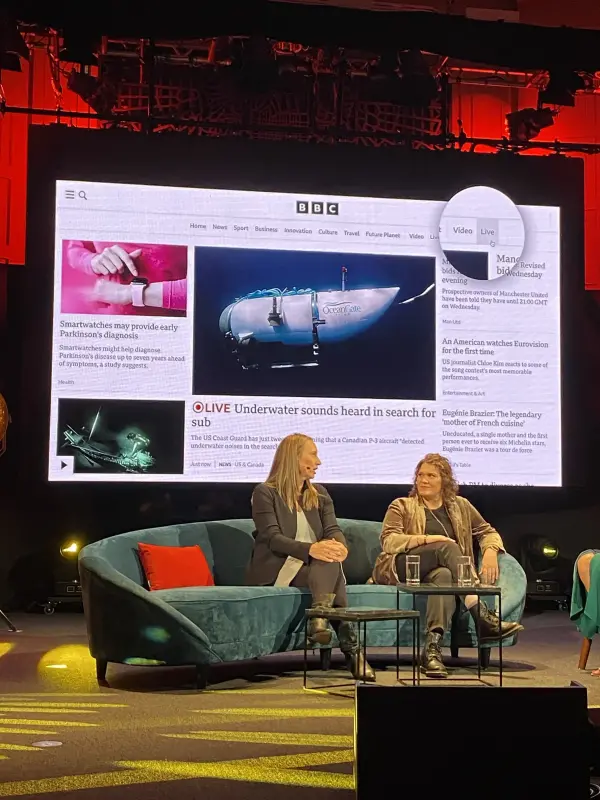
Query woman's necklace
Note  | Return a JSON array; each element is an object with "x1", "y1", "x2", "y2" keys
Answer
[{"x1": 425, "y1": 501, "x2": 451, "y2": 539}]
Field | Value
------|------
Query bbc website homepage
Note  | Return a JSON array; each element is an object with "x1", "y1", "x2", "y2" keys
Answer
[{"x1": 49, "y1": 180, "x2": 561, "y2": 485}]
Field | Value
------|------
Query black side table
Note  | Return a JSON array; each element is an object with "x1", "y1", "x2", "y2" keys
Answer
[
  {"x1": 303, "y1": 606, "x2": 420, "y2": 689},
  {"x1": 396, "y1": 583, "x2": 503, "y2": 686}
]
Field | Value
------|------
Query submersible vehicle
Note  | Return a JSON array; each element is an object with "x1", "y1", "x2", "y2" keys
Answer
[{"x1": 219, "y1": 266, "x2": 403, "y2": 369}]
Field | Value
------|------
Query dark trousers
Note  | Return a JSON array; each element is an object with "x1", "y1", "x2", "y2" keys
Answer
[
  {"x1": 395, "y1": 540, "x2": 464, "y2": 635},
  {"x1": 291, "y1": 559, "x2": 348, "y2": 607}
]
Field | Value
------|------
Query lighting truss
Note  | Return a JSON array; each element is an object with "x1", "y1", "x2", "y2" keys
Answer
[{"x1": 6, "y1": 29, "x2": 600, "y2": 156}]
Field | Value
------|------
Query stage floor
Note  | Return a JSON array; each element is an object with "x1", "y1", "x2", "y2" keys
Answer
[{"x1": 0, "y1": 608, "x2": 597, "y2": 798}]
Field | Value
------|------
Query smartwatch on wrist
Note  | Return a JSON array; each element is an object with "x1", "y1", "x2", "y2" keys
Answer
[{"x1": 131, "y1": 277, "x2": 148, "y2": 307}]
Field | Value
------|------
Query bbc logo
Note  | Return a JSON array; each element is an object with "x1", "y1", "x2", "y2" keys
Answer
[{"x1": 296, "y1": 201, "x2": 339, "y2": 215}]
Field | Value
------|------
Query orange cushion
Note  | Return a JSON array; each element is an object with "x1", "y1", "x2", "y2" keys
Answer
[{"x1": 138, "y1": 542, "x2": 215, "y2": 591}]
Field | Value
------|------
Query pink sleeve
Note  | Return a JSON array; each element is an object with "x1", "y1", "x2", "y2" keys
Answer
[
  {"x1": 66, "y1": 241, "x2": 96, "y2": 275},
  {"x1": 162, "y1": 279, "x2": 187, "y2": 311}
]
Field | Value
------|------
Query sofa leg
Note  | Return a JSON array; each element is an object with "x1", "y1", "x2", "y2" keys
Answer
[
  {"x1": 96, "y1": 659, "x2": 108, "y2": 683},
  {"x1": 450, "y1": 645, "x2": 459, "y2": 660},
  {"x1": 480, "y1": 649, "x2": 491, "y2": 670},
  {"x1": 579, "y1": 638, "x2": 593, "y2": 670},
  {"x1": 195, "y1": 664, "x2": 209, "y2": 690},
  {"x1": 320, "y1": 648, "x2": 332, "y2": 671}
]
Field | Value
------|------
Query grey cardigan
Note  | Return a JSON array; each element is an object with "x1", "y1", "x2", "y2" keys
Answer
[{"x1": 245, "y1": 482, "x2": 347, "y2": 586}]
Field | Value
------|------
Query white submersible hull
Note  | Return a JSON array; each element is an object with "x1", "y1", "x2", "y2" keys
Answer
[
  {"x1": 219, "y1": 287, "x2": 400, "y2": 346},
  {"x1": 219, "y1": 286, "x2": 400, "y2": 368}
]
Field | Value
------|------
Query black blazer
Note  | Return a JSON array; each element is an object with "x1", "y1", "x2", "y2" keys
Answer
[{"x1": 245, "y1": 482, "x2": 347, "y2": 586}]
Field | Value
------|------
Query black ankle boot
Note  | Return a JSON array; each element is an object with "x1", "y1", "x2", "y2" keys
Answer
[
  {"x1": 420, "y1": 631, "x2": 447, "y2": 678},
  {"x1": 470, "y1": 604, "x2": 524, "y2": 643},
  {"x1": 308, "y1": 593, "x2": 336, "y2": 646},
  {"x1": 336, "y1": 621, "x2": 376, "y2": 682}
]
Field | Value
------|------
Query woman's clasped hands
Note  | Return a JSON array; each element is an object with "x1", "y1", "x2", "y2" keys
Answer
[{"x1": 309, "y1": 540, "x2": 348, "y2": 563}]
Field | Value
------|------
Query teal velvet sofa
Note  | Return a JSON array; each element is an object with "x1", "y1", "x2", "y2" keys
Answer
[{"x1": 78, "y1": 519, "x2": 527, "y2": 687}]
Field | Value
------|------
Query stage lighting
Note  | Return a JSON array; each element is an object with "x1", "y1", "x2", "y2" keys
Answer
[
  {"x1": 369, "y1": 51, "x2": 399, "y2": 82},
  {"x1": 67, "y1": 69, "x2": 116, "y2": 116},
  {"x1": 525, "y1": 536, "x2": 559, "y2": 562},
  {"x1": 539, "y1": 70, "x2": 586, "y2": 108},
  {"x1": 0, "y1": 18, "x2": 29, "y2": 73},
  {"x1": 0, "y1": 52, "x2": 22, "y2": 72},
  {"x1": 59, "y1": 540, "x2": 81, "y2": 558},
  {"x1": 541, "y1": 542, "x2": 559, "y2": 559},
  {"x1": 59, "y1": 32, "x2": 98, "y2": 66},
  {"x1": 231, "y1": 36, "x2": 279, "y2": 94},
  {"x1": 39, "y1": 538, "x2": 84, "y2": 615},
  {"x1": 505, "y1": 107, "x2": 557, "y2": 143},
  {"x1": 519, "y1": 534, "x2": 570, "y2": 609},
  {"x1": 397, "y1": 49, "x2": 439, "y2": 107}
]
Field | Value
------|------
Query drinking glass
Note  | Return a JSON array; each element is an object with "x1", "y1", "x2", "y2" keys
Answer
[
  {"x1": 457, "y1": 556, "x2": 472, "y2": 587},
  {"x1": 406, "y1": 555, "x2": 420, "y2": 586}
]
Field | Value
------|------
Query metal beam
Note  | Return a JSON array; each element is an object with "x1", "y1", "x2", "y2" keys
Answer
[{"x1": 5, "y1": 105, "x2": 600, "y2": 153}]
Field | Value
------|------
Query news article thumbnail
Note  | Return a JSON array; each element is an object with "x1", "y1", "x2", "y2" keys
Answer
[
  {"x1": 57, "y1": 398, "x2": 185, "y2": 475},
  {"x1": 60, "y1": 240, "x2": 188, "y2": 317},
  {"x1": 443, "y1": 250, "x2": 489, "y2": 281},
  {"x1": 193, "y1": 246, "x2": 436, "y2": 400}
]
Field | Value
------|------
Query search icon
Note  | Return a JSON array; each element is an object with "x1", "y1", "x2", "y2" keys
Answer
[{"x1": 78, "y1": 190, "x2": 87, "y2": 200}]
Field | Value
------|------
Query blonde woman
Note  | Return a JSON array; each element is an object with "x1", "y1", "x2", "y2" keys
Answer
[
  {"x1": 372, "y1": 453, "x2": 523, "y2": 678},
  {"x1": 247, "y1": 433, "x2": 375, "y2": 682}
]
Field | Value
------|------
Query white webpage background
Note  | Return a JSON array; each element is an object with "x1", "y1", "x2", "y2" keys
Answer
[{"x1": 49, "y1": 180, "x2": 561, "y2": 486}]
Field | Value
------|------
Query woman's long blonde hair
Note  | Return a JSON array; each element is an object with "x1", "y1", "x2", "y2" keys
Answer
[
  {"x1": 265, "y1": 433, "x2": 320, "y2": 510},
  {"x1": 409, "y1": 453, "x2": 459, "y2": 505}
]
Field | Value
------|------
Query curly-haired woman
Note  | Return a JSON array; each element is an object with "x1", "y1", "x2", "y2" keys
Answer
[{"x1": 372, "y1": 453, "x2": 523, "y2": 678}]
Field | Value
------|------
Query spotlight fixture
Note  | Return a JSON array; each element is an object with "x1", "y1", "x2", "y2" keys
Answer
[
  {"x1": 59, "y1": 540, "x2": 81, "y2": 558},
  {"x1": 0, "y1": 17, "x2": 29, "y2": 73},
  {"x1": 519, "y1": 535, "x2": 570, "y2": 610},
  {"x1": 59, "y1": 32, "x2": 98, "y2": 66},
  {"x1": 368, "y1": 50, "x2": 399, "y2": 82},
  {"x1": 397, "y1": 49, "x2": 439, "y2": 107},
  {"x1": 40, "y1": 538, "x2": 84, "y2": 615},
  {"x1": 0, "y1": 52, "x2": 22, "y2": 72},
  {"x1": 365, "y1": 49, "x2": 438, "y2": 108},
  {"x1": 539, "y1": 70, "x2": 586, "y2": 108},
  {"x1": 505, "y1": 107, "x2": 557, "y2": 143},
  {"x1": 231, "y1": 36, "x2": 278, "y2": 94},
  {"x1": 67, "y1": 69, "x2": 116, "y2": 116},
  {"x1": 524, "y1": 536, "x2": 559, "y2": 564}
]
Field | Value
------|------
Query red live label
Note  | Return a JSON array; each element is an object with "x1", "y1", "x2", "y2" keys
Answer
[{"x1": 193, "y1": 402, "x2": 231, "y2": 413}]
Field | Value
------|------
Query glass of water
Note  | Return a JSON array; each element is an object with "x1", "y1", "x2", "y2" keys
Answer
[
  {"x1": 406, "y1": 555, "x2": 420, "y2": 586},
  {"x1": 457, "y1": 556, "x2": 472, "y2": 587}
]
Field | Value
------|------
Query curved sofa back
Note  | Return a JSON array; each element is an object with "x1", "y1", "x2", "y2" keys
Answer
[{"x1": 79, "y1": 518, "x2": 383, "y2": 587}]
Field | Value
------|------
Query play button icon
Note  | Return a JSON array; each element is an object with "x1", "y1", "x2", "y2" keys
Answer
[{"x1": 60, "y1": 461, "x2": 68, "y2": 470}]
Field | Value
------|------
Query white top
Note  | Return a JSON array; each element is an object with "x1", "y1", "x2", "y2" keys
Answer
[{"x1": 274, "y1": 509, "x2": 317, "y2": 587}]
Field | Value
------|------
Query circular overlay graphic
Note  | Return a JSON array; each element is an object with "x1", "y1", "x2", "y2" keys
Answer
[{"x1": 439, "y1": 186, "x2": 526, "y2": 281}]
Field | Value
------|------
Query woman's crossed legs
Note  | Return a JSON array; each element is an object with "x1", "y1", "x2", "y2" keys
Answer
[{"x1": 395, "y1": 540, "x2": 480, "y2": 634}]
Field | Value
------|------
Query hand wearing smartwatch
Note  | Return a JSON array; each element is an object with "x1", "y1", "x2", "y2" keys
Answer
[
  {"x1": 131, "y1": 277, "x2": 149, "y2": 307},
  {"x1": 91, "y1": 276, "x2": 166, "y2": 309}
]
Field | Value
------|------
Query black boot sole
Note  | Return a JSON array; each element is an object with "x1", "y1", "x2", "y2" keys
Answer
[
  {"x1": 478, "y1": 622, "x2": 524, "y2": 644},
  {"x1": 420, "y1": 665, "x2": 448, "y2": 679},
  {"x1": 353, "y1": 673, "x2": 377, "y2": 683},
  {"x1": 345, "y1": 655, "x2": 376, "y2": 682}
]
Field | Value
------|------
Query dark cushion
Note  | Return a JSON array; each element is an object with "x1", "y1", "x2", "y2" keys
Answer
[{"x1": 339, "y1": 520, "x2": 383, "y2": 584}]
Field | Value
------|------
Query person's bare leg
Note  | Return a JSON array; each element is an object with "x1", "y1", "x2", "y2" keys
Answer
[
  {"x1": 575, "y1": 553, "x2": 599, "y2": 673},
  {"x1": 577, "y1": 552, "x2": 595, "y2": 592}
]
